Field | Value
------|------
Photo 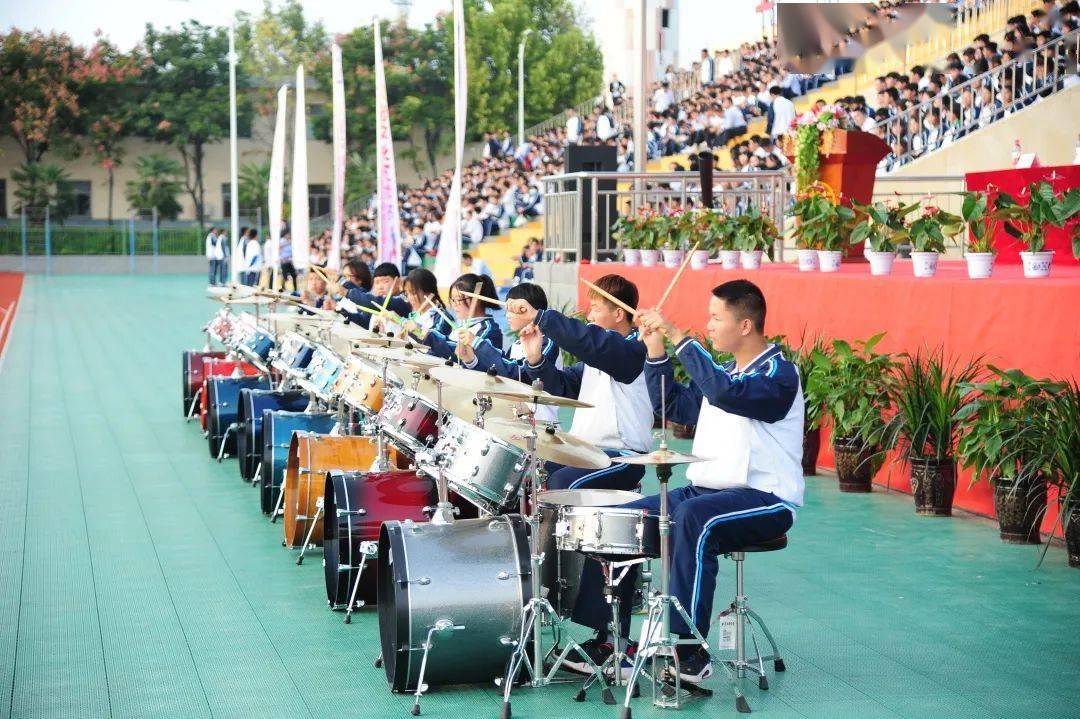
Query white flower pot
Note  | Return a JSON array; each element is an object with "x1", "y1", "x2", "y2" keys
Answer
[
  {"x1": 689, "y1": 250, "x2": 710, "y2": 270},
  {"x1": 911, "y1": 251, "x2": 939, "y2": 278},
  {"x1": 662, "y1": 249, "x2": 685, "y2": 268},
  {"x1": 866, "y1": 250, "x2": 896, "y2": 276},
  {"x1": 740, "y1": 250, "x2": 764, "y2": 269},
  {"x1": 817, "y1": 250, "x2": 843, "y2": 273},
  {"x1": 623, "y1": 248, "x2": 641, "y2": 266},
  {"x1": 796, "y1": 248, "x2": 818, "y2": 272},
  {"x1": 1020, "y1": 250, "x2": 1054, "y2": 278},
  {"x1": 640, "y1": 249, "x2": 660, "y2": 267},
  {"x1": 719, "y1": 250, "x2": 740, "y2": 269},
  {"x1": 964, "y1": 252, "x2": 995, "y2": 279}
]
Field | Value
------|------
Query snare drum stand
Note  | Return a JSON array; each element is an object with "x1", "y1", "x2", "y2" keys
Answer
[
  {"x1": 577, "y1": 557, "x2": 649, "y2": 704},
  {"x1": 498, "y1": 397, "x2": 607, "y2": 719}
]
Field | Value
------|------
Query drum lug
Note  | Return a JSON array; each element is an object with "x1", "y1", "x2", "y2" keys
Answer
[
  {"x1": 470, "y1": 466, "x2": 480, "y2": 478},
  {"x1": 480, "y1": 443, "x2": 491, "y2": 456},
  {"x1": 336, "y1": 507, "x2": 366, "y2": 517}
]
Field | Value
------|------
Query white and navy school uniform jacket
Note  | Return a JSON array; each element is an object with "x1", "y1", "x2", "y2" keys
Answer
[
  {"x1": 339, "y1": 282, "x2": 413, "y2": 329},
  {"x1": 523, "y1": 309, "x2": 653, "y2": 454},
  {"x1": 466, "y1": 335, "x2": 564, "y2": 424},
  {"x1": 645, "y1": 340, "x2": 805, "y2": 508},
  {"x1": 421, "y1": 315, "x2": 503, "y2": 361}
]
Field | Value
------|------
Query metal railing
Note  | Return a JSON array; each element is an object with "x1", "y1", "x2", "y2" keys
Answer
[
  {"x1": 542, "y1": 169, "x2": 789, "y2": 263},
  {"x1": 869, "y1": 27, "x2": 1079, "y2": 173}
]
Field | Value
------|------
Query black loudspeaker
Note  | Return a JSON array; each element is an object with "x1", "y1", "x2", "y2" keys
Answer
[{"x1": 565, "y1": 145, "x2": 618, "y2": 261}]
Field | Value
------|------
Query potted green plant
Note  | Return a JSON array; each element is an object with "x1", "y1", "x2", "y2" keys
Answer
[
  {"x1": 786, "y1": 192, "x2": 855, "y2": 272},
  {"x1": 817, "y1": 333, "x2": 896, "y2": 491},
  {"x1": 1044, "y1": 381, "x2": 1080, "y2": 566},
  {"x1": 905, "y1": 205, "x2": 964, "y2": 278},
  {"x1": 849, "y1": 199, "x2": 919, "y2": 276},
  {"x1": 955, "y1": 367, "x2": 1062, "y2": 540},
  {"x1": 639, "y1": 210, "x2": 665, "y2": 267},
  {"x1": 788, "y1": 336, "x2": 830, "y2": 476},
  {"x1": 673, "y1": 209, "x2": 711, "y2": 270},
  {"x1": 733, "y1": 207, "x2": 779, "y2": 270},
  {"x1": 662, "y1": 217, "x2": 685, "y2": 269},
  {"x1": 959, "y1": 190, "x2": 998, "y2": 279},
  {"x1": 881, "y1": 349, "x2": 982, "y2": 516},
  {"x1": 612, "y1": 208, "x2": 648, "y2": 266},
  {"x1": 994, "y1": 181, "x2": 1080, "y2": 278}
]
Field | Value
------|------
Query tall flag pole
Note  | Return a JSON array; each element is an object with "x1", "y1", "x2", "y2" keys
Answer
[
  {"x1": 330, "y1": 44, "x2": 346, "y2": 271},
  {"x1": 268, "y1": 85, "x2": 288, "y2": 289},
  {"x1": 374, "y1": 19, "x2": 402, "y2": 268},
  {"x1": 291, "y1": 65, "x2": 310, "y2": 271},
  {"x1": 434, "y1": 0, "x2": 467, "y2": 287},
  {"x1": 228, "y1": 24, "x2": 241, "y2": 282}
]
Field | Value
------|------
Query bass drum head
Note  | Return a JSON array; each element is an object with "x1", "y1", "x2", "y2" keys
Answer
[
  {"x1": 207, "y1": 377, "x2": 268, "y2": 460},
  {"x1": 182, "y1": 351, "x2": 194, "y2": 416},
  {"x1": 237, "y1": 389, "x2": 308, "y2": 481},
  {"x1": 259, "y1": 411, "x2": 336, "y2": 514},
  {"x1": 378, "y1": 522, "x2": 407, "y2": 690}
]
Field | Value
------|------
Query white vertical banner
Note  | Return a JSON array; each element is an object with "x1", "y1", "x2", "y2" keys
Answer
[
  {"x1": 291, "y1": 64, "x2": 310, "y2": 270},
  {"x1": 373, "y1": 19, "x2": 402, "y2": 268},
  {"x1": 268, "y1": 85, "x2": 288, "y2": 286},
  {"x1": 330, "y1": 44, "x2": 346, "y2": 271},
  {"x1": 433, "y1": 0, "x2": 467, "y2": 287},
  {"x1": 228, "y1": 25, "x2": 241, "y2": 282}
]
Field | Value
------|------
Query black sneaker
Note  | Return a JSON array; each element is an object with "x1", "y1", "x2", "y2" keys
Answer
[
  {"x1": 562, "y1": 638, "x2": 612, "y2": 676},
  {"x1": 670, "y1": 646, "x2": 713, "y2": 684}
]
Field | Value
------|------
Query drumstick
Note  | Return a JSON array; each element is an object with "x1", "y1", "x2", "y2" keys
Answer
[
  {"x1": 457, "y1": 289, "x2": 506, "y2": 307},
  {"x1": 656, "y1": 241, "x2": 699, "y2": 311},
  {"x1": 580, "y1": 278, "x2": 637, "y2": 317}
]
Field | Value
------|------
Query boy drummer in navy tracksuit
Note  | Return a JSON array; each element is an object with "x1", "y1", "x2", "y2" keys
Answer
[
  {"x1": 573, "y1": 279, "x2": 804, "y2": 682},
  {"x1": 332, "y1": 262, "x2": 412, "y2": 328}
]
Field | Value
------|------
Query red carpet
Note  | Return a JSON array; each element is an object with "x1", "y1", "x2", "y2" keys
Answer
[{"x1": 0, "y1": 273, "x2": 24, "y2": 361}]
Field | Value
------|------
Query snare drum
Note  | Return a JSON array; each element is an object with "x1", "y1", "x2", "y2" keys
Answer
[
  {"x1": 274, "y1": 332, "x2": 316, "y2": 375},
  {"x1": 206, "y1": 310, "x2": 235, "y2": 344},
  {"x1": 551, "y1": 498, "x2": 660, "y2": 559},
  {"x1": 378, "y1": 515, "x2": 531, "y2": 691},
  {"x1": 199, "y1": 358, "x2": 262, "y2": 431},
  {"x1": 283, "y1": 433, "x2": 400, "y2": 548},
  {"x1": 182, "y1": 350, "x2": 226, "y2": 416},
  {"x1": 237, "y1": 326, "x2": 276, "y2": 367},
  {"x1": 323, "y1": 470, "x2": 438, "y2": 609},
  {"x1": 377, "y1": 387, "x2": 440, "y2": 455},
  {"x1": 425, "y1": 415, "x2": 527, "y2": 515},
  {"x1": 206, "y1": 376, "x2": 271, "y2": 459},
  {"x1": 260, "y1": 410, "x2": 336, "y2": 515},
  {"x1": 301, "y1": 346, "x2": 344, "y2": 399},
  {"x1": 236, "y1": 389, "x2": 310, "y2": 481},
  {"x1": 332, "y1": 358, "x2": 387, "y2": 415}
]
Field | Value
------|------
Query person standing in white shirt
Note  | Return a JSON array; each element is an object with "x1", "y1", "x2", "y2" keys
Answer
[
  {"x1": 566, "y1": 108, "x2": 583, "y2": 144},
  {"x1": 204, "y1": 227, "x2": 227, "y2": 286},
  {"x1": 242, "y1": 228, "x2": 263, "y2": 286},
  {"x1": 768, "y1": 86, "x2": 797, "y2": 139}
]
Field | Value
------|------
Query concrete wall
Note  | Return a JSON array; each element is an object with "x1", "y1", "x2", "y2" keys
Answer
[
  {"x1": 531, "y1": 261, "x2": 580, "y2": 312},
  {"x1": 0, "y1": 255, "x2": 207, "y2": 274}
]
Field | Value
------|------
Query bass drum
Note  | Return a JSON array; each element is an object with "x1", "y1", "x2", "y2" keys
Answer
[
  {"x1": 283, "y1": 434, "x2": 400, "y2": 548},
  {"x1": 206, "y1": 376, "x2": 270, "y2": 459},
  {"x1": 182, "y1": 350, "x2": 226, "y2": 416},
  {"x1": 199, "y1": 358, "x2": 261, "y2": 431},
  {"x1": 260, "y1": 411, "x2": 336, "y2": 515},
  {"x1": 323, "y1": 470, "x2": 438, "y2": 610},
  {"x1": 378, "y1": 515, "x2": 531, "y2": 692},
  {"x1": 236, "y1": 389, "x2": 310, "y2": 481}
]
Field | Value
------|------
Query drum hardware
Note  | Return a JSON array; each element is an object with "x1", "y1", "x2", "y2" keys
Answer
[
  {"x1": 577, "y1": 557, "x2": 649, "y2": 704},
  {"x1": 186, "y1": 387, "x2": 203, "y2": 421},
  {"x1": 342, "y1": 540, "x2": 379, "y2": 624},
  {"x1": 617, "y1": 378, "x2": 733, "y2": 718},
  {"x1": 216, "y1": 422, "x2": 238, "y2": 462},
  {"x1": 295, "y1": 495, "x2": 324, "y2": 566},
  {"x1": 499, "y1": 381, "x2": 608, "y2": 719}
]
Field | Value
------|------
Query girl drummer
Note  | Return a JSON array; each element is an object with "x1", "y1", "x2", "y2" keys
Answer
[
  {"x1": 401, "y1": 268, "x2": 453, "y2": 336},
  {"x1": 412, "y1": 273, "x2": 503, "y2": 359}
]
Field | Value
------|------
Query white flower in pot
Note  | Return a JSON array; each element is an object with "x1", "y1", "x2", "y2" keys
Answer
[
  {"x1": 993, "y1": 181, "x2": 1080, "y2": 279},
  {"x1": 907, "y1": 204, "x2": 964, "y2": 278},
  {"x1": 733, "y1": 207, "x2": 780, "y2": 271},
  {"x1": 623, "y1": 245, "x2": 641, "y2": 266}
]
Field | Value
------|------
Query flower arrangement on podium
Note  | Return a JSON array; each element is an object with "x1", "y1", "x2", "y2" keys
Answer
[{"x1": 784, "y1": 105, "x2": 854, "y2": 193}]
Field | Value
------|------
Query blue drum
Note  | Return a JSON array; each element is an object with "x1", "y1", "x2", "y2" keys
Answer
[
  {"x1": 260, "y1": 410, "x2": 336, "y2": 515},
  {"x1": 236, "y1": 388, "x2": 310, "y2": 481},
  {"x1": 275, "y1": 332, "x2": 315, "y2": 375},
  {"x1": 301, "y1": 346, "x2": 344, "y2": 399},
  {"x1": 237, "y1": 327, "x2": 276, "y2": 368},
  {"x1": 207, "y1": 376, "x2": 270, "y2": 460}
]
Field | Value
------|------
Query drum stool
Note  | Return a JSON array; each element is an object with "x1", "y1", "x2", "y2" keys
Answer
[{"x1": 718, "y1": 535, "x2": 787, "y2": 691}]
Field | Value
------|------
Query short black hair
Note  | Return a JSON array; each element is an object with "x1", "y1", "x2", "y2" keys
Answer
[
  {"x1": 591, "y1": 273, "x2": 639, "y2": 313},
  {"x1": 373, "y1": 262, "x2": 400, "y2": 279},
  {"x1": 506, "y1": 282, "x2": 548, "y2": 311},
  {"x1": 712, "y1": 279, "x2": 767, "y2": 333}
]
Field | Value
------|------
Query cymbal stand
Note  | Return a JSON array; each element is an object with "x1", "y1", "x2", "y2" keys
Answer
[
  {"x1": 577, "y1": 556, "x2": 649, "y2": 704},
  {"x1": 427, "y1": 376, "x2": 456, "y2": 525},
  {"x1": 499, "y1": 384, "x2": 607, "y2": 719},
  {"x1": 370, "y1": 358, "x2": 393, "y2": 472}
]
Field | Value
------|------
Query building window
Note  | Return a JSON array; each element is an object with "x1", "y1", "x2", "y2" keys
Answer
[
  {"x1": 71, "y1": 181, "x2": 91, "y2": 218},
  {"x1": 222, "y1": 183, "x2": 232, "y2": 220},
  {"x1": 309, "y1": 184, "x2": 331, "y2": 218}
]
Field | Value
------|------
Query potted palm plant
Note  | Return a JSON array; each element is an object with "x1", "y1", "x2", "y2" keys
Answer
[
  {"x1": 849, "y1": 199, "x2": 919, "y2": 276},
  {"x1": 817, "y1": 334, "x2": 896, "y2": 491},
  {"x1": 955, "y1": 367, "x2": 1062, "y2": 541},
  {"x1": 906, "y1": 205, "x2": 964, "y2": 278},
  {"x1": 994, "y1": 181, "x2": 1080, "y2": 278},
  {"x1": 734, "y1": 207, "x2": 779, "y2": 270},
  {"x1": 882, "y1": 349, "x2": 982, "y2": 517}
]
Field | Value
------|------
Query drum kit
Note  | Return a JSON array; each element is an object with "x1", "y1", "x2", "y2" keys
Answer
[{"x1": 183, "y1": 290, "x2": 723, "y2": 717}]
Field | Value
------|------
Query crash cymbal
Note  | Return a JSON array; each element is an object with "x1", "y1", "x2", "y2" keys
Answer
[
  {"x1": 482, "y1": 418, "x2": 611, "y2": 470},
  {"x1": 350, "y1": 336, "x2": 419, "y2": 349},
  {"x1": 426, "y1": 365, "x2": 535, "y2": 395},
  {"x1": 355, "y1": 345, "x2": 444, "y2": 370},
  {"x1": 486, "y1": 390, "x2": 594, "y2": 409},
  {"x1": 221, "y1": 295, "x2": 279, "y2": 306},
  {"x1": 612, "y1": 449, "x2": 706, "y2": 466},
  {"x1": 265, "y1": 311, "x2": 336, "y2": 323},
  {"x1": 536, "y1": 488, "x2": 644, "y2": 507},
  {"x1": 329, "y1": 323, "x2": 378, "y2": 341}
]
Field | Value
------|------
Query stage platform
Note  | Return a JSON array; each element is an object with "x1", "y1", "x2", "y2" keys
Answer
[{"x1": 1, "y1": 275, "x2": 1078, "y2": 719}]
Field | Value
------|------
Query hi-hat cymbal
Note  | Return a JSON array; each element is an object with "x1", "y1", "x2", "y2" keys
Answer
[
  {"x1": 483, "y1": 418, "x2": 611, "y2": 470},
  {"x1": 426, "y1": 365, "x2": 535, "y2": 395},
  {"x1": 612, "y1": 449, "x2": 706, "y2": 466},
  {"x1": 355, "y1": 345, "x2": 444, "y2": 370},
  {"x1": 486, "y1": 390, "x2": 594, "y2": 409}
]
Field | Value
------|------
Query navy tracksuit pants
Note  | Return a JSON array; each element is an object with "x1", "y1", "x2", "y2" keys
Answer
[
  {"x1": 572, "y1": 485, "x2": 793, "y2": 641},
  {"x1": 546, "y1": 449, "x2": 646, "y2": 492}
]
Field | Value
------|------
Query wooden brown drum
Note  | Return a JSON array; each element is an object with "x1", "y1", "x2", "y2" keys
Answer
[
  {"x1": 282, "y1": 433, "x2": 400, "y2": 548},
  {"x1": 331, "y1": 358, "x2": 387, "y2": 415}
]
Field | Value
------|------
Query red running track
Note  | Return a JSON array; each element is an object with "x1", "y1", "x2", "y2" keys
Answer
[{"x1": 0, "y1": 273, "x2": 24, "y2": 361}]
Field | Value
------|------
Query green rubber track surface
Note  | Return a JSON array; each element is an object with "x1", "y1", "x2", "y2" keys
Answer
[{"x1": 1, "y1": 275, "x2": 1078, "y2": 719}]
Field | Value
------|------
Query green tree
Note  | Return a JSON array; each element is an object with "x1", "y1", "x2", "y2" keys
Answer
[
  {"x1": 125, "y1": 153, "x2": 184, "y2": 220},
  {"x1": 133, "y1": 21, "x2": 251, "y2": 229},
  {"x1": 11, "y1": 162, "x2": 76, "y2": 221},
  {"x1": 345, "y1": 151, "x2": 376, "y2": 206},
  {"x1": 238, "y1": 160, "x2": 271, "y2": 220}
]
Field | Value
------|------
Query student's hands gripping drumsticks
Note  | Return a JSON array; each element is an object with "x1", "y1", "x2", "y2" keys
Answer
[
  {"x1": 455, "y1": 339, "x2": 477, "y2": 365},
  {"x1": 505, "y1": 298, "x2": 538, "y2": 326},
  {"x1": 519, "y1": 322, "x2": 546, "y2": 366},
  {"x1": 636, "y1": 308, "x2": 686, "y2": 346}
]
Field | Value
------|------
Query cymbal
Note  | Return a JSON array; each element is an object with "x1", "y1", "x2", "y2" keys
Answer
[
  {"x1": 426, "y1": 365, "x2": 535, "y2": 395},
  {"x1": 355, "y1": 345, "x2": 445, "y2": 370},
  {"x1": 612, "y1": 449, "x2": 706, "y2": 466},
  {"x1": 329, "y1": 323, "x2": 378, "y2": 341},
  {"x1": 483, "y1": 418, "x2": 611, "y2": 470},
  {"x1": 537, "y1": 488, "x2": 644, "y2": 507},
  {"x1": 221, "y1": 295, "x2": 279, "y2": 306},
  {"x1": 350, "y1": 336, "x2": 416, "y2": 349},
  {"x1": 486, "y1": 390, "x2": 594, "y2": 409},
  {"x1": 265, "y1": 312, "x2": 336, "y2": 323}
]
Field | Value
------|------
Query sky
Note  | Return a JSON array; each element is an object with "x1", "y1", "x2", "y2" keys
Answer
[{"x1": 0, "y1": 0, "x2": 763, "y2": 69}]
